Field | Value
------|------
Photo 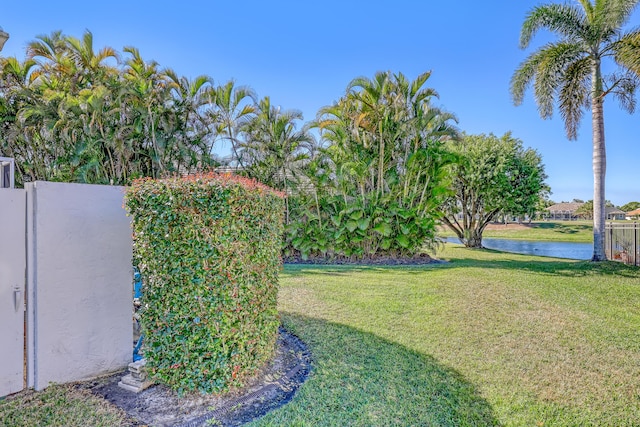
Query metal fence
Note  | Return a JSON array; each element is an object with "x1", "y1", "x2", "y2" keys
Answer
[{"x1": 605, "y1": 222, "x2": 640, "y2": 266}]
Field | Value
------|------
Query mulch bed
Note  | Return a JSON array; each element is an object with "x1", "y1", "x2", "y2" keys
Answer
[
  {"x1": 284, "y1": 252, "x2": 443, "y2": 265},
  {"x1": 79, "y1": 255, "x2": 440, "y2": 426},
  {"x1": 79, "y1": 328, "x2": 311, "y2": 427}
]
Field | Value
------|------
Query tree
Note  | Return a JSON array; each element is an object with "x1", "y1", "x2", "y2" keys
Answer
[
  {"x1": 620, "y1": 201, "x2": 640, "y2": 212},
  {"x1": 511, "y1": 0, "x2": 640, "y2": 261},
  {"x1": 441, "y1": 133, "x2": 547, "y2": 248},
  {"x1": 576, "y1": 199, "x2": 615, "y2": 219},
  {"x1": 0, "y1": 31, "x2": 229, "y2": 185},
  {"x1": 211, "y1": 81, "x2": 256, "y2": 168},
  {"x1": 239, "y1": 96, "x2": 313, "y2": 193},
  {"x1": 285, "y1": 71, "x2": 458, "y2": 260}
]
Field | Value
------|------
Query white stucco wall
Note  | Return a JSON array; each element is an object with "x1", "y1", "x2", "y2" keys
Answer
[
  {"x1": 0, "y1": 189, "x2": 26, "y2": 397},
  {"x1": 26, "y1": 181, "x2": 132, "y2": 390}
]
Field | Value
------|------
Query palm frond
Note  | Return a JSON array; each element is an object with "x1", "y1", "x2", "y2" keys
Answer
[
  {"x1": 606, "y1": 71, "x2": 639, "y2": 112},
  {"x1": 558, "y1": 57, "x2": 592, "y2": 139},
  {"x1": 613, "y1": 30, "x2": 640, "y2": 74},
  {"x1": 511, "y1": 51, "x2": 546, "y2": 106},
  {"x1": 520, "y1": 4, "x2": 587, "y2": 48},
  {"x1": 601, "y1": 0, "x2": 640, "y2": 30},
  {"x1": 512, "y1": 42, "x2": 586, "y2": 119}
]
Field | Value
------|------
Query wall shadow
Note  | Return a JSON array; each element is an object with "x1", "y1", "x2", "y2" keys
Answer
[
  {"x1": 283, "y1": 249, "x2": 640, "y2": 279},
  {"x1": 434, "y1": 247, "x2": 640, "y2": 278},
  {"x1": 531, "y1": 222, "x2": 592, "y2": 233},
  {"x1": 256, "y1": 314, "x2": 501, "y2": 426}
]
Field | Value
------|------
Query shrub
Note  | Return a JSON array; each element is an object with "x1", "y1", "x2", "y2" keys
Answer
[
  {"x1": 285, "y1": 193, "x2": 440, "y2": 261},
  {"x1": 125, "y1": 173, "x2": 284, "y2": 394}
]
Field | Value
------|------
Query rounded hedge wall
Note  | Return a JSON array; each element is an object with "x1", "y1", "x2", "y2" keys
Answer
[{"x1": 125, "y1": 173, "x2": 285, "y2": 394}]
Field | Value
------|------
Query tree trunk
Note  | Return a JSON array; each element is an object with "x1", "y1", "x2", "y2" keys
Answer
[
  {"x1": 591, "y1": 65, "x2": 606, "y2": 261},
  {"x1": 465, "y1": 229, "x2": 483, "y2": 248}
]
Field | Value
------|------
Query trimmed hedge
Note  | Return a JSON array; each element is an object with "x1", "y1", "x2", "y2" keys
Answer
[{"x1": 125, "y1": 173, "x2": 285, "y2": 394}]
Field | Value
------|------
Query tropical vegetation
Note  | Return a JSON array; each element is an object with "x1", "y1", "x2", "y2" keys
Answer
[
  {"x1": 284, "y1": 71, "x2": 460, "y2": 260},
  {"x1": 441, "y1": 133, "x2": 548, "y2": 247},
  {"x1": 0, "y1": 30, "x2": 554, "y2": 261},
  {"x1": 0, "y1": 30, "x2": 308, "y2": 187},
  {"x1": 511, "y1": 0, "x2": 640, "y2": 261}
]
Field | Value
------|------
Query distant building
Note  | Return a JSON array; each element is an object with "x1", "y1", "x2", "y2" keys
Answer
[
  {"x1": 545, "y1": 202, "x2": 583, "y2": 220},
  {"x1": 626, "y1": 208, "x2": 640, "y2": 220},
  {"x1": 605, "y1": 207, "x2": 626, "y2": 221}
]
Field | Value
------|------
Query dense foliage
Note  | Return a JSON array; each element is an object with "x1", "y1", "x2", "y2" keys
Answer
[
  {"x1": 0, "y1": 30, "x2": 307, "y2": 187},
  {"x1": 441, "y1": 133, "x2": 548, "y2": 248},
  {"x1": 284, "y1": 71, "x2": 458, "y2": 260},
  {"x1": 125, "y1": 173, "x2": 284, "y2": 394},
  {"x1": 620, "y1": 201, "x2": 640, "y2": 212},
  {"x1": 0, "y1": 29, "x2": 553, "y2": 262}
]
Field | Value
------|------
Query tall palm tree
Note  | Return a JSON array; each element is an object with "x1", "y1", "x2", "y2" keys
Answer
[
  {"x1": 212, "y1": 81, "x2": 256, "y2": 168},
  {"x1": 239, "y1": 96, "x2": 313, "y2": 192},
  {"x1": 163, "y1": 69, "x2": 216, "y2": 173},
  {"x1": 511, "y1": 0, "x2": 640, "y2": 261}
]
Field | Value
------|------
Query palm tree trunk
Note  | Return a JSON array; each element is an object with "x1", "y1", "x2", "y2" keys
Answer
[{"x1": 591, "y1": 66, "x2": 606, "y2": 261}]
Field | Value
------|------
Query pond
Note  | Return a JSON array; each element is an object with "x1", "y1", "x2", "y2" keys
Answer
[{"x1": 445, "y1": 237, "x2": 592, "y2": 260}]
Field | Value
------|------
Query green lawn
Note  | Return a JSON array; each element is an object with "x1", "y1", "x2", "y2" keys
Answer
[
  {"x1": 0, "y1": 384, "x2": 131, "y2": 427},
  {"x1": 253, "y1": 246, "x2": 640, "y2": 426},
  {"x1": 438, "y1": 221, "x2": 594, "y2": 242},
  {"x1": 3, "y1": 245, "x2": 639, "y2": 426}
]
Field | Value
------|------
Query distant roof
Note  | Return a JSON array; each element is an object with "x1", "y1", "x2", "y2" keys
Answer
[
  {"x1": 605, "y1": 206, "x2": 625, "y2": 215},
  {"x1": 627, "y1": 208, "x2": 640, "y2": 216},
  {"x1": 546, "y1": 202, "x2": 584, "y2": 212}
]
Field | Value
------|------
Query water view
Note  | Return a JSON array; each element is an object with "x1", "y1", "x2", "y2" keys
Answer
[{"x1": 446, "y1": 237, "x2": 592, "y2": 260}]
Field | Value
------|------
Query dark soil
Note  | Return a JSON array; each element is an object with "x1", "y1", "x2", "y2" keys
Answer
[
  {"x1": 78, "y1": 328, "x2": 311, "y2": 427},
  {"x1": 284, "y1": 252, "x2": 444, "y2": 265}
]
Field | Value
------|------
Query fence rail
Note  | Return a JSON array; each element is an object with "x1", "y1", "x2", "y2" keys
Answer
[{"x1": 605, "y1": 222, "x2": 640, "y2": 266}]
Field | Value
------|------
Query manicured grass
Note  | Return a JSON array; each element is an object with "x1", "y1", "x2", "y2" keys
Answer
[
  {"x1": 0, "y1": 384, "x2": 132, "y2": 427},
  {"x1": 438, "y1": 221, "x2": 594, "y2": 242},
  {"x1": 253, "y1": 246, "x2": 640, "y2": 426}
]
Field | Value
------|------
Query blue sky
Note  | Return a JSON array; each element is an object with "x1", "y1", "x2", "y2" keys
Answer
[{"x1": 3, "y1": 1, "x2": 640, "y2": 206}]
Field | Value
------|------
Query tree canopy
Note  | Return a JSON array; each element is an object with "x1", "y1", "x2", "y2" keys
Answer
[
  {"x1": 285, "y1": 71, "x2": 459, "y2": 260},
  {"x1": 0, "y1": 30, "x2": 306, "y2": 187},
  {"x1": 620, "y1": 201, "x2": 640, "y2": 212},
  {"x1": 441, "y1": 133, "x2": 548, "y2": 248}
]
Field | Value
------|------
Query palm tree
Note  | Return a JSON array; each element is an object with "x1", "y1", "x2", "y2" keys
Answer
[
  {"x1": 163, "y1": 69, "x2": 216, "y2": 173},
  {"x1": 212, "y1": 81, "x2": 256, "y2": 168},
  {"x1": 511, "y1": 0, "x2": 640, "y2": 261},
  {"x1": 240, "y1": 96, "x2": 313, "y2": 191}
]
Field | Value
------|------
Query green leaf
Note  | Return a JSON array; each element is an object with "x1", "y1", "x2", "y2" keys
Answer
[
  {"x1": 396, "y1": 234, "x2": 411, "y2": 248},
  {"x1": 350, "y1": 210, "x2": 364, "y2": 220},
  {"x1": 397, "y1": 208, "x2": 413, "y2": 220},
  {"x1": 400, "y1": 223, "x2": 413, "y2": 235},
  {"x1": 380, "y1": 238, "x2": 392, "y2": 250},
  {"x1": 373, "y1": 222, "x2": 392, "y2": 237},
  {"x1": 357, "y1": 217, "x2": 370, "y2": 231},
  {"x1": 346, "y1": 220, "x2": 358, "y2": 232}
]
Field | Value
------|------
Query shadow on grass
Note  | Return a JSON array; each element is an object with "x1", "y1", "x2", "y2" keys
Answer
[
  {"x1": 282, "y1": 248, "x2": 640, "y2": 279},
  {"x1": 253, "y1": 314, "x2": 501, "y2": 427},
  {"x1": 532, "y1": 222, "x2": 592, "y2": 233},
  {"x1": 436, "y1": 246, "x2": 640, "y2": 278}
]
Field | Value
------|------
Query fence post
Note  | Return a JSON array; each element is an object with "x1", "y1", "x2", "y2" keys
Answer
[
  {"x1": 633, "y1": 221, "x2": 640, "y2": 266},
  {"x1": 608, "y1": 222, "x2": 613, "y2": 261}
]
